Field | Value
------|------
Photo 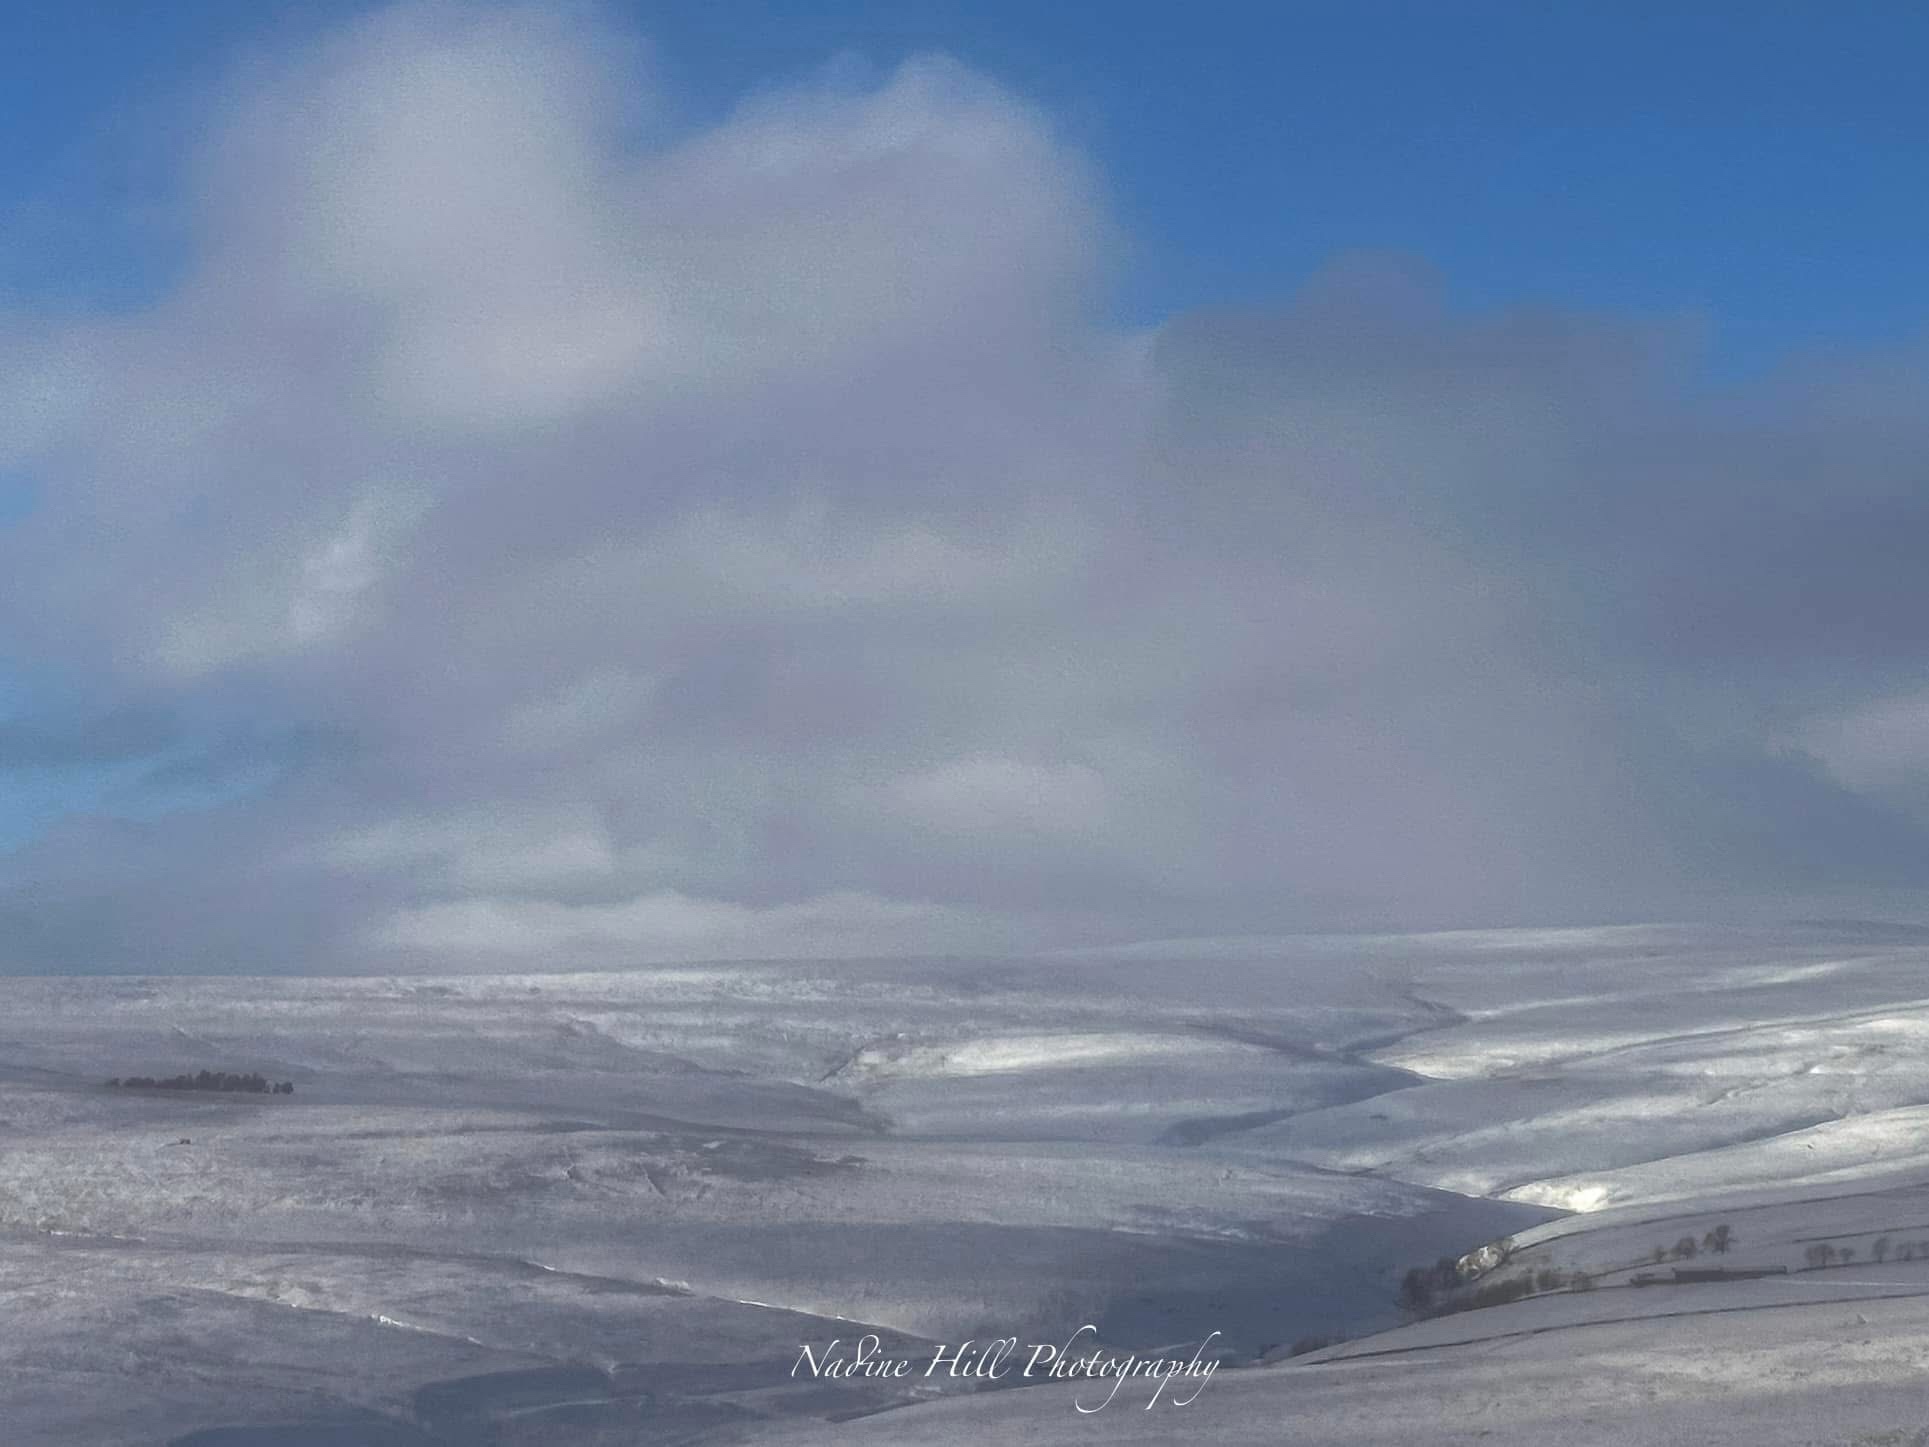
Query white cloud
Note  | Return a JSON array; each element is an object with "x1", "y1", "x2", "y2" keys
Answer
[
  {"x1": 891, "y1": 756, "x2": 1110, "y2": 837},
  {"x1": 371, "y1": 888, "x2": 1005, "y2": 962},
  {"x1": 320, "y1": 805, "x2": 623, "y2": 893},
  {"x1": 3, "y1": 4, "x2": 1929, "y2": 972},
  {"x1": 499, "y1": 669, "x2": 659, "y2": 755},
  {"x1": 155, "y1": 486, "x2": 429, "y2": 676},
  {"x1": 1796, "y1": 689, "x2": 1929, "y2": 797}
]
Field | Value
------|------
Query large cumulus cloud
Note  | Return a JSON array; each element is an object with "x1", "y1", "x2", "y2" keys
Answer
[{"x1": 3, "y1": 3, "x2": 1928, "y2": 973}]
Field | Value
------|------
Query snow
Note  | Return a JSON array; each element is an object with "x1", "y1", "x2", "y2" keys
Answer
[
  {"x1": 734, "y1": 1288, "x2": 1929, "y2": 1446},
  {"x1": 10, "y1": 924, "x2": 1929, "y2": 1442}
]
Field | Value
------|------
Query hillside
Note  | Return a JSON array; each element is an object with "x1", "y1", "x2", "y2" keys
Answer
[{"x1": 6, "y1": 925, "x2": 1929, "y2": 1443}]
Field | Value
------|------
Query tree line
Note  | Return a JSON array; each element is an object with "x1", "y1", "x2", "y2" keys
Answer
[{"x1": 107, "y1": 1070, "x2": 294, "y2": 1095}]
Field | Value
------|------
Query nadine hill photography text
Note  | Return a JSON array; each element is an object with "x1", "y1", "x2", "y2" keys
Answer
[{"x1": 792, "y1": 1327, "x2": 1223, "y2": 1411}]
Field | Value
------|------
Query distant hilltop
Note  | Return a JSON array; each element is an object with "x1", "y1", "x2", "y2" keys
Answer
[{"x1": 107, "y1": 1070, "x2": 294, "y2": 1095}]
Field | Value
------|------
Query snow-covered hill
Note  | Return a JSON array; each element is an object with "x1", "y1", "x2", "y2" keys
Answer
[{"x1": 9, "y1": 924, "x2": 1929, "y2": 1443}]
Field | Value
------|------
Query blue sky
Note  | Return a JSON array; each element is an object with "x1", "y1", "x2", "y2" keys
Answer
[
  {"x1": 5, "y1": 2, "x2": 1929, "y2": 968},
  {"x1": 7, "y1": 2, "x2": 1928, "y2": 365}
]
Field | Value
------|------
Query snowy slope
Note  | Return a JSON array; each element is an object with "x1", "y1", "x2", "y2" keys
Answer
[{"x1": 10, "y1": 924, "x2": 1929, "y2": 1443}]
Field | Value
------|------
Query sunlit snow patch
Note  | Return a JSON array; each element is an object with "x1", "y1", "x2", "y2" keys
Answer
[{"x1": 842, "y1": 1031, "x2": 1248, "y2": 1078}]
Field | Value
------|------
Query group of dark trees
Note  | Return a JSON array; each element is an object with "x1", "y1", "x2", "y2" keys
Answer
[
  {"x1": 1398, "y1": 1256, "x2": 1595, "y2": 1318},
  {"x1": 1805, "y1": 1236, "x2": 1922, "y2": 1268},
  {"x1": 1650, "y1": 1224, "x2": 1735, "y2": 1264},
  {"x1": 1395, "y1": 1218, "x2": 1927, "y2": 1311},
  {"x1": 1646, "y1": 1225, "x2": 1927, "y2": 1272},
  {"x1": 1397, "y1": 1255, "x2": 1465, "y2": 1313},
  {"x1": 107, "y1": 1070, "x2": 294, "y2": 1095},
  {"x1": 1403, "y1": 1270, "x2": 1568, "y2": 1318}
]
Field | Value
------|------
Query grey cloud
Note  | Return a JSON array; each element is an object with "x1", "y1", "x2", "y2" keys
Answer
[{"x1": 2, "y1": 4, "x2": 1928, "y2": 973}]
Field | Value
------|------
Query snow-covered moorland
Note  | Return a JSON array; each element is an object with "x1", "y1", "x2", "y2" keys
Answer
[{"x1": 9, "y1": 922, "x2": 1929, "y2": 1443}]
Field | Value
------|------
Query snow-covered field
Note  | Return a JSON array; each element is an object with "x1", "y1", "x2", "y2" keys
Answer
[{"x1": 10, "y1": 923, "x2": 1929, "y2": 1443}]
